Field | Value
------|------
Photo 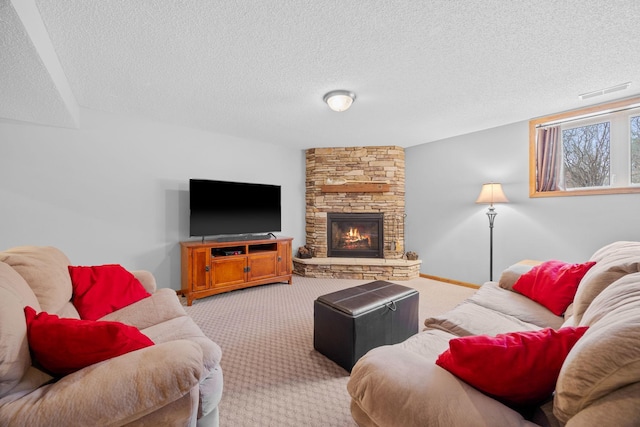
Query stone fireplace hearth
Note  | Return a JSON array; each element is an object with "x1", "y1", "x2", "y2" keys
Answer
[{"x1": 293, "y1": 146, "x2": 421, "y2": 280}]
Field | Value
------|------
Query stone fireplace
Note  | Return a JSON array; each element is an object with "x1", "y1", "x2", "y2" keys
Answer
[
  {"x1": 327, "y1": 213, "x2": 384, "y2": 258},
  {"x1": 293, "y1": 146, "x2": 421, "y2": 280}
]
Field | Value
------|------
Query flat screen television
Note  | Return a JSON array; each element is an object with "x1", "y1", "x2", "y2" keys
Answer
[{"x1": 189, "y1": 179, "x2": 281, "y2": 238}]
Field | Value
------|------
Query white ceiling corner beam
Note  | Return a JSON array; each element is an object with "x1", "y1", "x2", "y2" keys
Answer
[{"x1": 10, "y1": 0, "x2": 79, "y2": 128}]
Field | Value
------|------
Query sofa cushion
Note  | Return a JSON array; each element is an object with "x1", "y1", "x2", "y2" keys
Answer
[
  {"x1": 424, "y1": 300, "x2": 541, "y2": 337},
  {"x1": 469, "y1": 282, "x2": 564, "y2": 329},
  {"x1": 55, "y1": 301, "x2": 81, "y2": 319},
  {"x1": 0, "y1": 263, "x2": 37, "y2": 398},
  {"x1": 554, "y1": 272, "x2": 640, "y2": 423},
  {"x1": 398, "y1": 328, "x2": 458, "y2": 361},
  {"x1": 512, "y1": 260, "x2": 596, "y2": 316},
  {"x1": 557, "y1": 382, "x2": 640, "y2": 427},
  {"x1": 572, "y1": 241, "x2": 640, "y2": 323},
  {"x1": 24, "y1": 306, "x2": 154, "y2": 376},
  {"x1": 69, "y1": 264, "x2": 151, "y2": 321},
  {"x1": 0, "y1": 246, "x2": 72, "y2": 314},
  {"x1": 0, "y1": 261, "x2": 41, "y2": 311},
  {"x1": 0, "y1": 290, "x2": 29, "y2": 398},
  {"x1": 436, "y1": 327, "x2": 588, "y2": 407},
  {"x1": 348, "y1": 345, "x2": 536, "y2": 427}
]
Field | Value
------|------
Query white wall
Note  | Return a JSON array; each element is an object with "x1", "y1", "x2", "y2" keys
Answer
[
  {"x1": 405, "y1": 121, "x2": 640, "y2": 285},
  {"x1": 5, "y1": 110, "x2": 638, "y2": 289},
  {"x1": 0, "y1": 109, "x2": 306, "y2": 290}
]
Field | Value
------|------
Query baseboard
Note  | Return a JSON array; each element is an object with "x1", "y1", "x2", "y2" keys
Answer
[{"x1": 420, "y1": 273, "x2": 480, "y2": 289}]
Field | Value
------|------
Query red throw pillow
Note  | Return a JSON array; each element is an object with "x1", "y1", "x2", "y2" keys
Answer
[
  {"x1": 24, "y1": 306, "x2": 154, "y2": 376},
  {"x1": 512, "y1": 260, "x2": 596, "y2": 315},
  {"x1": 436, "y1": 327, "x2": 588, "y2": 407},
  {"x1": 69, "y1": 264, "x2": 151, "y2": 320}
]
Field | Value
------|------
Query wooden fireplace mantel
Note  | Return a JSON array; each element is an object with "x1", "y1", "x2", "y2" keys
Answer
[{"x1": 320, "y1": 183, "x2": 390, "y2": 193}]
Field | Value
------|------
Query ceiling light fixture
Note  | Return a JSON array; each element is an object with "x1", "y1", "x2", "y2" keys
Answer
[
  {"x1": 578, "y1": 82, "x2": 631, "y2": 100},
  {"x1": 323, "y1": 90, "x2": 356, "y2": 112}
]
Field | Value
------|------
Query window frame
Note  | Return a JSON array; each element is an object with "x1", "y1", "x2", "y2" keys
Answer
[{"x1": 529, "y1": 96, "x2": 640, "y2": 198}]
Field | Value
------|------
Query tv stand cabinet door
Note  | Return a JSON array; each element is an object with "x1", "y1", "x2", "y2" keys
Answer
[
  {"x1": 212, "y1": 257, "x2": 246, "y2": 288},
  {"x1": 277, "y1": 240, "x2": 292, "y2": 276},
  {"x1": 247, "y1": 252, "x2": 277, "y2": 282},
  {"x1": 190, "y1": 247, "x2": 211, "y2": 293}
]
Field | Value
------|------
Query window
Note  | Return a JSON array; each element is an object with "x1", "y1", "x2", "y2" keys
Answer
[
  {"x1": 529, "y1": 96, "x2": 640, "y2": 197},
  {"x1": 562, "y1": 121, "x2": 610, "y2": 189}
]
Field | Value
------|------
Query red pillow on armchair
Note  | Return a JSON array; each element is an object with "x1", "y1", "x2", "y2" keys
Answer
[
  {"x1": 69, "y1": 264, "x2": 151, "y2": 320},
  {"x1": 24, "y1": 306, "x2": 154, "y2": 376}
]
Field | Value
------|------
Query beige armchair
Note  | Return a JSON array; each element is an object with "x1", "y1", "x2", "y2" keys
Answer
[{"x1": 0, "y1": 246, "x2": 222, "y2": 427}]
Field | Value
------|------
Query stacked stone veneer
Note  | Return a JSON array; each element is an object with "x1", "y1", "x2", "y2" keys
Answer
[
  {"x1": 292, "y1": 257, "x2": 421, "y2": 280},
  {"x1": 295, "y1": 146, "x2": 420, "y2": 280}
]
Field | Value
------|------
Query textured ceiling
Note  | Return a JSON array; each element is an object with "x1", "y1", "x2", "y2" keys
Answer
[{"x1": 3, "y1": 0, "x2": 640, "y2": 149}]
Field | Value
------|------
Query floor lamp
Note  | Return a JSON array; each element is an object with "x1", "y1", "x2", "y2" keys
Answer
[{"x1": 476, "y1": 183, "x2": 509, "y2": 281}]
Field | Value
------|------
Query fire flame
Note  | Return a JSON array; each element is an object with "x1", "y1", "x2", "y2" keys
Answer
[
  {"x1": 348, "y1": 227, "x2": 360, "y2": 239},
  {"x1": 343, "y1": 227, "x2": 371, "y2": 248}
]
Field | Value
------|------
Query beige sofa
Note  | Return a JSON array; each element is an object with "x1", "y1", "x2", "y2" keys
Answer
[
  {"x1": 347, "y1": 241, "x2": 640, "y2": 426},
  {"x1": 0, "y1": 246, "x2": 223, "y2": 427}
]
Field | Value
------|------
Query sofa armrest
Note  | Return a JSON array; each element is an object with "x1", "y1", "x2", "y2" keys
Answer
[
  {"x1": 498, "y1": 260, "x2": 542, "y2": 290},
  {"x1": 100, "y1": 288, "x2": 188, "y2": 329},
  {"x1": 0, "y1": 340, "x2": 203, "y2": 427},
  {"x1": 348, "y1": 345, "x2": 537, "y2": 427},
  {"x1": 132, "y1": 270, "x2": 157, "y2": 293}
]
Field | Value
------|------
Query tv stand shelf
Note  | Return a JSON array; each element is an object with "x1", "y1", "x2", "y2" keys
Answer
[{"x1": 180, "y1": 237, "x2": 293, "y2": 305}]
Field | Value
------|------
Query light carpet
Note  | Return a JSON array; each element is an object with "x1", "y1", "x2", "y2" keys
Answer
[{"x1": 184, "y1": 275, "x2": 477, "y2": 427}]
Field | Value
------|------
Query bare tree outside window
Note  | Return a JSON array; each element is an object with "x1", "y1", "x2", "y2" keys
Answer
[
  {"x1": 562, "y1": 122, "x2": 610, "y2": 188},
  {"x1": 631, "y1": 116, "x2": 640, "y2": 184}
]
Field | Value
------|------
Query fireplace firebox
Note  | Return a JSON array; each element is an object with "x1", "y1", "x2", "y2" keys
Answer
[{"x1": 327, "y1": 213, "x2": 384, "y2": 258}]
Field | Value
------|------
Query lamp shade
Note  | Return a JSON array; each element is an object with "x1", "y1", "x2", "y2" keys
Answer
[
  {"x1": 323, "y1": 90, "x2": 356, "y2": 112},
  {"x1": 476, "y1": 183, "x2": 509, "y2": 206}
]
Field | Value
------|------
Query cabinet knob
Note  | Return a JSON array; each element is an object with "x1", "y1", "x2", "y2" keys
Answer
[{"x1": 205, "y1": 266, "x2": 210, "y2": 272}]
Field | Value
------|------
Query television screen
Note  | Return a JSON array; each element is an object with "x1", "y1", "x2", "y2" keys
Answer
[{"x1": 189, "y1": 179, "x2": 281, "y2": 237}]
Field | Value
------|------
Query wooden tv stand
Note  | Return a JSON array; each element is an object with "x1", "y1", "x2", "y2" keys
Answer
[{"x1": 180, "y1": 237, "x2": 293, "y2": 305}]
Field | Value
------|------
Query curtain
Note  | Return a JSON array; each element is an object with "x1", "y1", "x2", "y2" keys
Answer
[{"x1": 536, "y1": 126, "x2": 562, "y2": 191}]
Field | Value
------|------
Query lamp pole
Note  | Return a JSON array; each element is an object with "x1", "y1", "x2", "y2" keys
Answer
[
  {"x1": 476, "y1": 182, "x2": 508, "y2": 283},
  {"x1": 486, "y1": 205, "x2": 497, "y2": 281}
]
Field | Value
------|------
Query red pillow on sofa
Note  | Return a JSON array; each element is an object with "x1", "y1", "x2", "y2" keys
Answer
[
  {"x1": 69, "y1": 264, "x2": 151, "y2": 320},
  {"x1": 24, "y1": 306, "x2": 154, "y2": 376},
  {"x1": 435, "y1": 327, "x2": 588, "y2": 407},
  {"x1": 512, "y1": 260, "x2": 596, "y2": 315}
]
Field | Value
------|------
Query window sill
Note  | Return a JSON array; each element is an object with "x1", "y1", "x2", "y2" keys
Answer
[{"x1": 530, "y1": 187, "x2": 640, "y2": 198}]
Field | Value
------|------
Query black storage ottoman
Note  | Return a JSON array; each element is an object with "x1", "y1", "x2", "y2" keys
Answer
[{"x1": 313, "y1": 280, "x2": 419, "y2": 372}]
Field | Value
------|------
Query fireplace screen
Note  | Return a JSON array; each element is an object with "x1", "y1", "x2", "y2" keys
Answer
[{"x1": 327, "y1": 213, "x2": 384, "y2": 258}]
